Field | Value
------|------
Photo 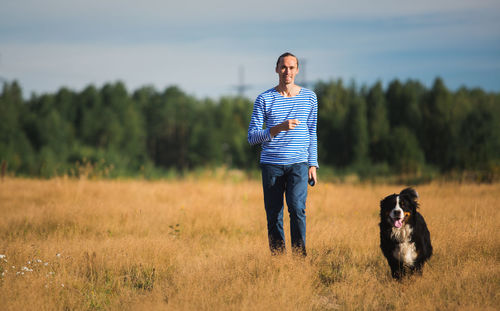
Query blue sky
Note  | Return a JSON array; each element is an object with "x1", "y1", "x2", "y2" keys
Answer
[{"x1": 1, "y1": 0, "x2": 499, "y2": 99}]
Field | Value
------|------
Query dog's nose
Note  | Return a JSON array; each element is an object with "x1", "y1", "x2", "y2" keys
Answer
[{"x1": 393, "y1": 210, "x2": 401, "y2": 217}]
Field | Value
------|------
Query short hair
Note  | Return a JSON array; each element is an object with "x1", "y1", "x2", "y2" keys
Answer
[{"x1": 276, "y1": 52, "x2": 299, "y2": 68}]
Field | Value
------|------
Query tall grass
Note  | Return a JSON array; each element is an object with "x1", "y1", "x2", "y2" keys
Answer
[{"x1": 0, "y1": 177, "x2": 498, "y2": 310}]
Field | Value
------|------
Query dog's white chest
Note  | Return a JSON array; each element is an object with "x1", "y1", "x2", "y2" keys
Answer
[
  {"x1": 391, "y1": 225, "x2": 418, "y2": 266},
  {"x1": 393, "y1": 241, "x2": 417, "y2": 266}
]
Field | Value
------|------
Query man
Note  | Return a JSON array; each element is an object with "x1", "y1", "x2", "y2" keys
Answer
[{"x1": 248, "y1": 52, "x2": 318, "y2": 256}]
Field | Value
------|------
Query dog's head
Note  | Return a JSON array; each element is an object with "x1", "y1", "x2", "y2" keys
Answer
[{"x1": 380, "y1": 188, "x2": 419, "y2": 228}]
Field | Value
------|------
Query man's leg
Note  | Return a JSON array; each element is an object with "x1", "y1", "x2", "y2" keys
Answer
[
  {"x1": 285, "y1": 162, "x2": 308, "y2": 256},
  {"x1": 261, "y1": 164, "x2": 286, "y2": 254}
]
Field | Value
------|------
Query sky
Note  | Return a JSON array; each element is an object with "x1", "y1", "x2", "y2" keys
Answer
[{"x1": 1, "y1": 0, "x2": 499, "y2": 100}]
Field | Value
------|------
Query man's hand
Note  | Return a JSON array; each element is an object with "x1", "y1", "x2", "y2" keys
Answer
[
  {"x1": 270, "y1": 119, "x2": 300, "y2": 137},
  {"x1": 308, "y1": 166, "x2": 317, "y2": 186}
]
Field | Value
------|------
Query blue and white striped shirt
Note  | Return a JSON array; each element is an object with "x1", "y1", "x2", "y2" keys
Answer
[{"x1": 248, "y1": 87, "x2": 319, "y2": 167}]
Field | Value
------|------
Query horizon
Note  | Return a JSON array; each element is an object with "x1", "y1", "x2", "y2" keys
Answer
[{"x1": 2, "y1": 75, "x2": 496, "y2": 101}]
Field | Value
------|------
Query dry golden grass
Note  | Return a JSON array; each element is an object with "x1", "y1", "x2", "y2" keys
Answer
[{"x1": 0, "y1": 177, "x2": 499, "y2": 310}]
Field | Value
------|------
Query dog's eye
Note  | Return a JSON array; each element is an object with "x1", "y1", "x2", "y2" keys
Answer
[{"x1": 404, "y1": 212, "x2": 410, "y2": 218}]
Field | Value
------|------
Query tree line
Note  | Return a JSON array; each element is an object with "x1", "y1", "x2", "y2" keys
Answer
[{"x1": 1, "y1": 78, "x2": 499, "y2": 181}]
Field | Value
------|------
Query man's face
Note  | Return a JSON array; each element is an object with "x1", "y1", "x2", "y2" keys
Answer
[{"x1": 276, "y1": 56, "x2": 299, "y2": 85}]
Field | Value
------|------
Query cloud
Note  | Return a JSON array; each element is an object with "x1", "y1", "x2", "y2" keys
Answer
[
  {"x1": 1, "y1": 0, "x2": 499, "y2": 98},
  {"x1": 3, "y1": 0, "x2": 500, "y2": 28}
]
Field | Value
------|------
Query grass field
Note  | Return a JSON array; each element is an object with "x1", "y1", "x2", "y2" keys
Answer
[{"x1": 0, "y1": 177, "x2": 499, "y2": 310}]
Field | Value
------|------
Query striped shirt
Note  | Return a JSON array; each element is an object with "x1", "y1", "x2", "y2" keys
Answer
[{"x1": 247, "y1": 87, "x2": 319, "y2": 167}]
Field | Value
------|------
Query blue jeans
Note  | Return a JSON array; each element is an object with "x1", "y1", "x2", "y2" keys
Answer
[{"x1": 261, "y1": 162, "x2": 308, "y2": 256}]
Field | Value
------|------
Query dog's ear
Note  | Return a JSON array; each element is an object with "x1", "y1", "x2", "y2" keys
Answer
[
  {"x1": 380, "y1": 194, "x2": 396, "y2": 210},
  {"x1": 380, "y1": 197, "x2": 388, "y2": 209},
  {"x1": 401, "y1": 187, "x2": 420, "y2": 210},
  {"x1": 380, "y1": 195, "x2": 393, "y2": 219},
  {"x1": 400, "y1": 187, "x2": 418, "y2": 201}
]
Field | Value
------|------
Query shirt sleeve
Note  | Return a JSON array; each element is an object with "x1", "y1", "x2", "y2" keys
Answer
[
  {"x1": 248, "y1": 95, "x2": 272, "y2": 145},
  {"x1": 307, "y1": 92, "x2": 319, "y2": 168}
]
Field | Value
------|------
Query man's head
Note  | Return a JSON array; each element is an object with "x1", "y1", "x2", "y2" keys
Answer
[
  {"x1": 275, "y1": 52, "x2": 299, "y2": 85},
  {"x1": 276, "y1": 52, "x2": 299, "y2": 69}
]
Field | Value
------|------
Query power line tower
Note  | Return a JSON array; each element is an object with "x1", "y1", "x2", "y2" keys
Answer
[
  {"x1": 0, "y1": 53, "x2": 8, "y2": 84},
  {"x1": 234, "y1": 65, "x2": 251, "y2": 97},
  {"x1": 297, "y1": 58, "x2": 310, "y2": 88}
]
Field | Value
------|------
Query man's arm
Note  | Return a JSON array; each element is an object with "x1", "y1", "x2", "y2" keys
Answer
[
  {"x1": 248, "y1": 96, "x2": 271, "y2": 145},
  {"x1": 248, "y1": 96, "x2": 302, "y2": 145},
  {"x1": 269, "y1": 119, "x2": 300, "y2": 137},
  {"x1": 307, "y1": 93, "x2": 319, "y2": 168},
  {"x1": 308, "y1": 92, "x2": 319, "y2": 185}
]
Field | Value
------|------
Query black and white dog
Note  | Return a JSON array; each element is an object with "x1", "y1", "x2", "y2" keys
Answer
[{"x1": 379, "y1": 188, "x2": 432, "y2": 279}]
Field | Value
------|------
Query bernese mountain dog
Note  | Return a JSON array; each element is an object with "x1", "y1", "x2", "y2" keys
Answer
[{"x1": 379, "y1": 187, "x2": 432, "y2": 279}]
